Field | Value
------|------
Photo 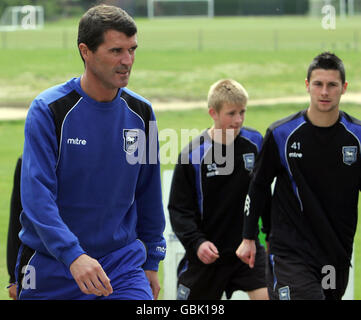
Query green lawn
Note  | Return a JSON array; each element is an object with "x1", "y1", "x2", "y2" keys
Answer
[
  {"x1": 2, "y1": 14, "x2": 361, "y2": 300},
  {"x1": 1, "y1": 16, "x2": 361, "y2": 106}
]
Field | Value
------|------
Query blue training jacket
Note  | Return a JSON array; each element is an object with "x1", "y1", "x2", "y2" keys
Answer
[{"x1": 19, "y1": 77, "x2": 166, "y2": 270}]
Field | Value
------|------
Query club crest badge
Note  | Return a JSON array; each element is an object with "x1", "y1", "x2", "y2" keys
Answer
[
  {"x1": 177, "y1": 284, "x2": 190, "y2": 300},
  {"x1": 278, "y1": 286, "x2": 290, "y2": 300},
  {"x1": 243, "y1": 153, "x2": 255, "y2": 171},
  {"x1": 123, "y1": 129, "x2": 139, "y2": 154},
  {"x1": 342, "y1": 146, "x2": 357, "y2": 166}
]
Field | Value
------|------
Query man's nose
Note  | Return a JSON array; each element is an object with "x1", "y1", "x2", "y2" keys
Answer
[
  {"x1": 321, "y1": 84, "x2": 329, "y2": 96},
  {"x1": 120, "y1": 51, "x2": 133, "y2": 66},
  {"x1": 234, "y1": 113, "x2": 243, "y2": 124}
]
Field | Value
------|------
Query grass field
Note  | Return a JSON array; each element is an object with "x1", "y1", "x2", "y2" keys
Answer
[
  {"x1": 2, "y1": 103, "x2": 361, "y2": 300},
  {"x1": 1, "y1": 14, "x2": 361, "y2": 300},
  {"x1": 2, "y1": 16, "x2": 361, "y2": 105}
]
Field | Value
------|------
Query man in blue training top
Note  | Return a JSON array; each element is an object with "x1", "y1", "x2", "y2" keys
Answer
[{"x1": 17, "y1": 4, "x2": 166, "y2": 300}]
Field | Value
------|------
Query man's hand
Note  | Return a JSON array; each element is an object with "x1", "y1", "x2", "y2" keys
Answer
[
  {"x1": 69, "y1": 254, "x2": 113, "y2": 297},
  {"x1": 236, "y1": 239, "x2": 256, "y2": 268},
  {"x1": 8, "y1": 284, "x2": 17, "y2": 300},
  {"x1": 145, "y1": 270, "x2": 161, "y2": 300},
  {"x1": 197, "y1": 241, "x2": 219, "y2": 264}
]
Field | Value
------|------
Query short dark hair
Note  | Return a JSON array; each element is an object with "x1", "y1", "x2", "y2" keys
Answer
[
  {"x1": 307, "y1": 52, "x2": 346, "y2": 84},
  {"x1": 77, "y1": 4, "x2": 137, "y2": 61}
]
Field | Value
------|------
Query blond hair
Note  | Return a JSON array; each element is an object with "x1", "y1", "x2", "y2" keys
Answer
[{"x1": 207, "y1": 79, "x2": 248, "y2": 112}]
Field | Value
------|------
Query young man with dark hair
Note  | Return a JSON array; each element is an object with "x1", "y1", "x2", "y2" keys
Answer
[
  {"x1": 169, "y1": 79, "x2": 269, "y2": 300},
  {"x1": 16, "y1": 4, "x2": 166, "y2": 300},
  {"x1": 237, "y1": 52, "x2": 361, "y2": 300}
]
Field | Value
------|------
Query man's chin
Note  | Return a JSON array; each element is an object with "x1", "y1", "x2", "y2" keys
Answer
[
  {"x1": 230, "y1": 128, "x2": 241, "y2": 136},
  {"x1": 224, "y1": 129, "x2": 240, "y2": 141},
  {"x1": 118, "y1": 79, "x2": 129, "y2": 88},
  {"x1": 113, "y1": 74, "x2": 130, "y2": 88}
]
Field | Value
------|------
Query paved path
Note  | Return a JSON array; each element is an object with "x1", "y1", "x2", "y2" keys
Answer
[{"x1": 1, "y1": 93, "x2": 360, "y2": 120}]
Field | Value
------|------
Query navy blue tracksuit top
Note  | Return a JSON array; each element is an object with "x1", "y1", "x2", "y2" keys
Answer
[{"x1": 20, "y1": 77, "x2": 166, "y2": 270}]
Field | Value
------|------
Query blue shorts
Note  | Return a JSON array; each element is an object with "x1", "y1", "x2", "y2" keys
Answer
[{"x1": 16, "y1": 239, "x2": 153, "y2": 300}]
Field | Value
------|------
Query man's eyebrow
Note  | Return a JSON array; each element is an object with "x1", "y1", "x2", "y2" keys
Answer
[{"x1": 109, "y1": 44, "x2": 138, "y2": 50}]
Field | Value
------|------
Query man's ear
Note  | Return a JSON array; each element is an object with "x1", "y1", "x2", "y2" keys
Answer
[
  {"x1": 342, "y1": 81, "x2": 348, "y2": 95},
  {"x1": 208, "y1": 107, "x2": 218, "y2": 121},
  {"x1": 305, "y1": 78, "x2": 310, "y2": 93},
  {"x1": 78, "y1": 43, "x2": 90, "y2": 62}
]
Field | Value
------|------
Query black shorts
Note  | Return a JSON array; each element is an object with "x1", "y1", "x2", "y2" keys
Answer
[
  {"x1": 267, "y1": 254, "x2": 349, "y2": 300},
  {"x1": 177, "y1": 241, "x2": 267, "y2": 300}
]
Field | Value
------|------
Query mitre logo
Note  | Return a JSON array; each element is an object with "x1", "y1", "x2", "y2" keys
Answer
[{"x1": 66, "y1": 137, "x2": 87, "y2": 145}]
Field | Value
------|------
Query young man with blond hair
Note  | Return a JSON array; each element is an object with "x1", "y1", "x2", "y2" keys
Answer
[{"x1": 168, "y1": 79, "x2": 269, "y2": 300}]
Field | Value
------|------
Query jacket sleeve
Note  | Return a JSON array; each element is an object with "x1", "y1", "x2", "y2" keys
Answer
[
  {"x1": 168, "y1": 156, "x2": 207, "y2": 257},
  {"x1": 243, "y1": 129, "x2": 280, "y2": 240},
  {"x1": 7, "y1": 156, "x2": 23, "y2": 283},
  {"x1": 135, "y1": 115, "x2": 166, "y2": 271},
  {"x1": 20, "y1": 99, "x2": 85, "y2": 268}
]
